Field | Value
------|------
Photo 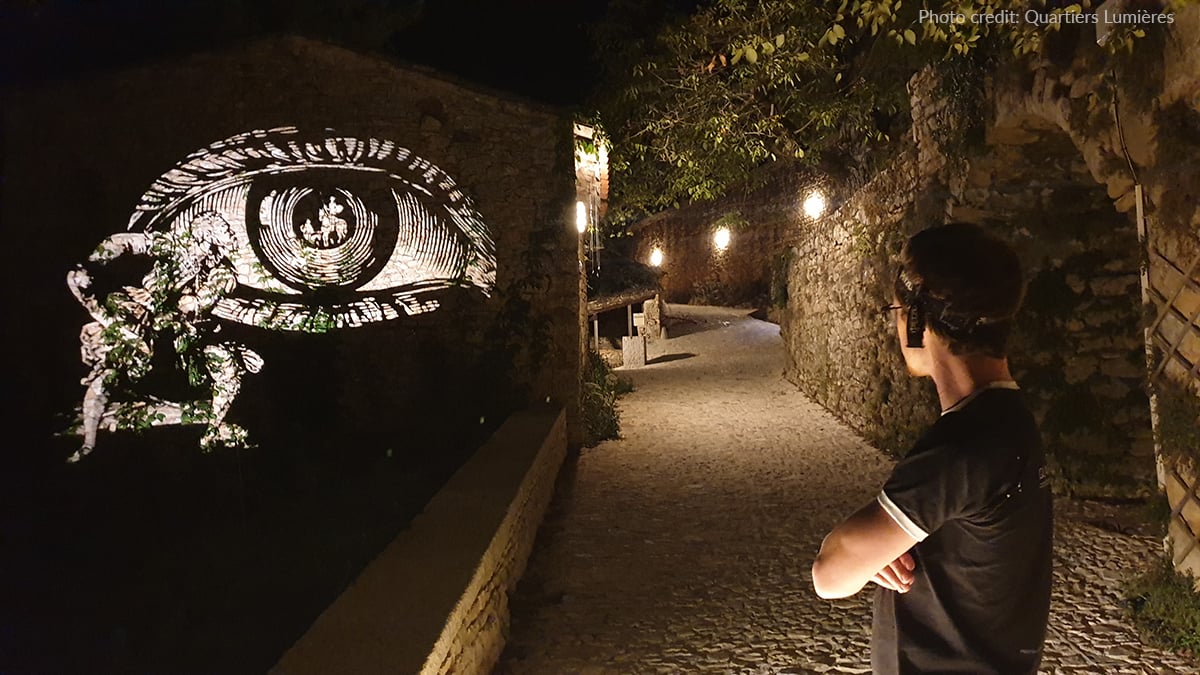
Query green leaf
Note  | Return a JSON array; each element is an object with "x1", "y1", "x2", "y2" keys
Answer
[
  {"x1": 835, "y1": 72, "x2": 843, "y2": 83},
  {"x1": 762, "y1": 41, "x2": 775, "y2": 55},
  {"x1": 745, "y1": 45, "x2": 758, "y2": 64},
  {"x1": 832, "y1": 23, "x2": 846, "y2": 39},
  {"x1": 776, "y1": 33, "x2": 785, "y2": 47},
  {"x1": 732, "y1": 48, "x2": 743, "y2": 64},
  {"x1": 797, "y1": 51, "x2": 810, "y2": 62},
  {"x1": 904, "y1": 28, "x2": 916, "y2": 45}
]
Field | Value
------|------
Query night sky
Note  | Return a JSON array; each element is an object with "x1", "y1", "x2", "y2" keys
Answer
[{"x1": 1, "y1": 0, "x2": 614, "y2": 106}]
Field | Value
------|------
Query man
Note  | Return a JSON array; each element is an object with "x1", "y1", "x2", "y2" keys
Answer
[{"x1": 811, "y1": 223, "x2": 1053, "y2": 674}]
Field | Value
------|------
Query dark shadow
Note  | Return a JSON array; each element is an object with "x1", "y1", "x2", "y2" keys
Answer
[
  {"x1": 496, "y1": 448, "x2": 582, "y2": 671},
  {"x1": 647, "y1": 352, "x2": 697, "y2": 364},
  {"x1": 661, "y1": 318, "x2": 718, "y2": 338},
  {"x1": 0, "y1": 300, "x2": 510, "y2": 675}
]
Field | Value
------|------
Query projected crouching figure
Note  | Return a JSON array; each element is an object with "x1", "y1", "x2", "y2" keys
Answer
[
  {"x1": 67, "y1": 212, "x2": 264, "y2": 461},
  {"x1": 66, "y1": 127, "x2": 497, "y2": 459}
]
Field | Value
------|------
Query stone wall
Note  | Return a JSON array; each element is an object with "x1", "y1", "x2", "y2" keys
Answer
[
  {"x1": 0, "y1": 35, "x2": 582, "y2": 457},
  {"x1": 949, "y1": 118, "x2": 1153, "y2": 496},
  {"x1": 778, "y1": 39, "x2": 1193, "y2": 498},
  {"x1": 974, "y1": 11, "x2": 1200, "y2": 572},
  {"x1": 272, "y1": 406, "x2": 568, "y2": 675},
  {"x1": 0, "y1": 36, "x2": 584, "y2": 669},
  {"x1": 632, "y1": 170, "x2": 826, "y2": 308},
  {"x1": 734, "y1": 10, "x2": 1200, "y2": 507},
  {"x1": 779, "y1": 145, "x2": 941, "y2": 456}
]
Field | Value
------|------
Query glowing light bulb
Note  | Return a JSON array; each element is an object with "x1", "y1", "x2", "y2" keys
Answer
[
  {"x1": 713, "y1": 227, "x2": 731, "y2": 251},
  {"x1": 649, "y1": 247, "x2": 664, "y2": 267},
  {"x1": 803, "y1": 191, "x2": 826, "y2": 219},
  {"x1": 576, "y1": 201, "x2": 587, "y2": 233}
]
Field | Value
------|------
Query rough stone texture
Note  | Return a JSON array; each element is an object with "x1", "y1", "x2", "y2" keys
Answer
[
  {"x1": 643, "y1": 296, "x2": 664, "y2": 341},
  {"x1": 274, "y1": 406, "x2": 567, "y2": 675},
  {"x1": 625, "y1": 11, "x2": 1200, "y2": 512},
  {"x1": 944, "y1": 10, "x2": 1200, "y2": 577},
  {"x1": 776, "y1": 64, "x2": 1161, "y2": 498},
  {"x1": 783, "y1": 11, "x2": 1200, "y2": 503},
  {"x1": 622, "y1": 6, "x2": 1200, "y2": 578},
  {"x1": 498, "y1": 308, "x2": 1195, "y2": 673},
  {"x1": 622, "y1": 335, "x2": 647, "y2": 368},
  {"x1": 0, "y1": 35, "x2": 582, "y2": 452},
  {"x1": 954, "y1": 119, "x2": 1152, "y2": 497},
  {"x1": 632, "y1": 171, "x2": 826, "y2": 308},
  {"x1": 779, "y1": 144, "x2": 938, "y2": 461}
]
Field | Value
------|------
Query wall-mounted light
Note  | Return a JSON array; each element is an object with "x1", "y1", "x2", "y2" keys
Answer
[
  {"x1": 576, "y1": 200, "x2": 588, "y2": 233},
  {"x1": 803, "y1": 191, "x2": 826, "y2": 219},
  {"x1": 649, "y1": 247, "x2": 664, "y2": 267},
  {"x1": 713, "y1": 226, "x2": 731, "y2": 251}
]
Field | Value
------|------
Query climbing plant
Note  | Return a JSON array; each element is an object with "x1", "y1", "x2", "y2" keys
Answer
[{"x1": 591, "y1": 0, "x2": 1183, "y2": 224}]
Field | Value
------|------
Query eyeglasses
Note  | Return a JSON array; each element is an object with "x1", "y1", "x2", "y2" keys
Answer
[{"x1": 879, "y1": 303, "x2": 904, "y2": 317}]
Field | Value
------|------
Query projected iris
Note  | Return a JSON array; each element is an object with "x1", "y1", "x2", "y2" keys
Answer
[
  {"x1": 130, "y1": 126, "x2": 497, "y2": 330},
  {"x1": 250, "y1": 174, "x2": 392, "y2": 292}
]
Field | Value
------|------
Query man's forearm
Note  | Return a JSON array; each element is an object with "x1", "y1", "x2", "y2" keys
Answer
[{"x1": 812, "y1": 500, "x2": 919, "y2": 599}]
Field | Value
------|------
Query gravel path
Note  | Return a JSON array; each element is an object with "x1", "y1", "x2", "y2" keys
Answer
[{"x1": 497, "y1": 307, "x2": 1195, "y2": 674}]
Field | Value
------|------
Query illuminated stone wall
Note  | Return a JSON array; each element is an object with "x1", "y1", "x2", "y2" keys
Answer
[
  {"x1": 631, "y1": 170, "x2": 825, "y2": 309},
  {"x1": 780, "y1": 11, "x2": 1200, "y2": 507},
  {"x1": 622, "y1": 13, "x2": 1200, "y2": 513},
  {"x1": 0, "y1": 35, "x2": 582, "y2": 458}
]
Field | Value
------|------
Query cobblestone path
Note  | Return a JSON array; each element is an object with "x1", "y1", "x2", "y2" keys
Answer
[{"x1": 498, "y1": 307, "x2": 1195, "y2": 674}]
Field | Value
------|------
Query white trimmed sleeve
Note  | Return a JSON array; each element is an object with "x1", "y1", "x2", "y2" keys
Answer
[{"x1": 878, "y1": 490, "x2": 929, "y2": 542}]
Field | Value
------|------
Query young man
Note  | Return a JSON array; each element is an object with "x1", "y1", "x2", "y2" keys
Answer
[{"x1": 811, "y1": 223, "x2": 1053, "y2": 674}]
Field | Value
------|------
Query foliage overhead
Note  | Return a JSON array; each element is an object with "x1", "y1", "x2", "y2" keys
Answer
[{"x1": 591, "y1": 0, "x2": 1181, "y2": 225}]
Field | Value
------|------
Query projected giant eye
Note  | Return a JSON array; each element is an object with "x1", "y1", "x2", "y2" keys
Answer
[{"x1": 126, "y1": 126, "x2": 496, "y2": 330}]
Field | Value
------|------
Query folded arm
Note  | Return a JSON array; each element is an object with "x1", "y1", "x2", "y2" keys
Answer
[{"x1": 812, "y1": 498, "x2": 919, "y2": 599}]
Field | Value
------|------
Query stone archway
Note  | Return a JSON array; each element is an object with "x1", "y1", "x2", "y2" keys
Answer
[
  {"x1": 962, "y1": 16, "x2": 1200, "y2": 581},
  {"x1": 947, "y1": 113, "x2": 1155, "y2": 498},
  {"x1": 769, "y1": 8, "x2": 1200, "y2": 582}
]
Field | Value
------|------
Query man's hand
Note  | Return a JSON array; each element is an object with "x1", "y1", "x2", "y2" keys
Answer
[
  {"x1": 812, "y1": 500, "x2": 919, "y2": 599},
  {"x1": 870, "y1": 551, "x2": 915, "y2": 593}
]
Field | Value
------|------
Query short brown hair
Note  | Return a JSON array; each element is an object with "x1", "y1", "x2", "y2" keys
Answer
[{"x1": 894, "y1": 223, "x2": 1025, "y2": 358}]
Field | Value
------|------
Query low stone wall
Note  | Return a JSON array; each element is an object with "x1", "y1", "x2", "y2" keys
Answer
[{"x1": 272, "y1": 406, "x2": 568, "y2": 675}]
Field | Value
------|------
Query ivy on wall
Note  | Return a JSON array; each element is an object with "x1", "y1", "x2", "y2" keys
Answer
[{"x1": 1157, "y1": 376, "x2": 1200, "y2": 474}]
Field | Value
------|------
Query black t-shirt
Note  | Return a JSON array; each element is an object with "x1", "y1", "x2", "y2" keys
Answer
[{"x1": 872, "y1": 384, "x2": 1053, "y2": 675}]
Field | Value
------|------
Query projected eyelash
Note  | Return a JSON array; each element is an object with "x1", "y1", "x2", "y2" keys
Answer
[{"x1": 127, "y1": 127, "x2": 497, "y2": 330}]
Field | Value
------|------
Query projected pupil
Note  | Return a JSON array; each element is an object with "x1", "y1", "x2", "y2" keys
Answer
[
  {"x1": 247, "y1": 170, "x2": 400, "y2": 296},
  {"x1": 296, "y1": 192, "x2": 354, "y2": 249}
]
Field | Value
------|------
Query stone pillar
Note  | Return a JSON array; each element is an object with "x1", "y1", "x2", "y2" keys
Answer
[
  {"x1": 621, "y1": 335, "x2": 646, "y2": 368},
  {"x1": 643, "y1": 295, "x2": 663, "y2": 340}
]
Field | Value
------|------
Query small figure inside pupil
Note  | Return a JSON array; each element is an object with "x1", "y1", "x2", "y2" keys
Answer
[{"x1": 298, "y1": 193, "x2": 351, "y2": 248}]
